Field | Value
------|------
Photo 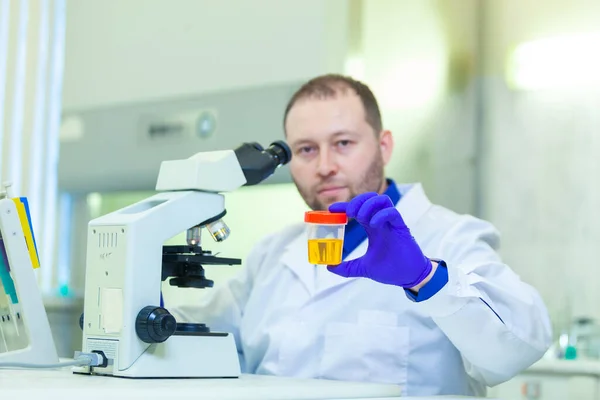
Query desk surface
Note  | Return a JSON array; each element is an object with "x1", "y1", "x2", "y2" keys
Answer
[
  {"x1": 1, "y1": 369, "x2": 398, "y2": 400},
  {"x1": 526, "y1": 358, "x2": 600, "y2": 376},
  {"x1": 0, "y1": 368, "x2": 488, "y2": 399}
]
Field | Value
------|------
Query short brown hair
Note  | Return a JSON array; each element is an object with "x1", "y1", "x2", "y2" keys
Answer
[{"x1": 283, "y1": 74, "x2": 383, "y2": 135}]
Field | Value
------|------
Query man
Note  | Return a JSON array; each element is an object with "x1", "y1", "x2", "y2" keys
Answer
[{"x1": 175, "y1": 74, "x2": 552, "y2": 397}]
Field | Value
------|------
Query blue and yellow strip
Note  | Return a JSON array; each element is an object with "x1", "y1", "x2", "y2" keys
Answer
[
  {"x1": 11, "y1": 197, "x2": 40, "y2": 269},
  {"x1": 0, "y1": 197, "x2": 40, "y2": 305}
]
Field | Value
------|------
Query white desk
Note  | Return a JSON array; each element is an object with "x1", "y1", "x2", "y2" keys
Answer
[
  {"x1": 0, "y1": 368, "x2": 489, "y2": 399},
  {"x1": 489, "y1": 358, "x2": 600, "y2": 399},
  {"x1": 1, "y1": 369, "x2": 397, "y2": 400},
  {"x1": 526, "y1": 358, "x2": 600, "y2": 376}
]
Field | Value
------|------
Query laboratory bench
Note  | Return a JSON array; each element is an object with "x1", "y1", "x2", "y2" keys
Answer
[
  {"x1": 0, "y1": 368, "x2": 490, "y2": 399},
  {"x1": 489, "y1": 358, "x2": 600, "y2": 399}
]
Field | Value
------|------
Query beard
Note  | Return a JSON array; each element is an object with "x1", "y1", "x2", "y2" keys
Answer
[{"x1": 293, "y1": 152, "x2": 385, "y2": 211}]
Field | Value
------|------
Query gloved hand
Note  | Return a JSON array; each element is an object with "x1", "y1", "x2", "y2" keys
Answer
[{"x1": 328, "y1": 192, "x2": 433, "y2": 289}]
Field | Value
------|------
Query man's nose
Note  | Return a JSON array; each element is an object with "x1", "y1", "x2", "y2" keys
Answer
[{"x1": 316, "y1": 149, "x2": 338, "y2": 176}]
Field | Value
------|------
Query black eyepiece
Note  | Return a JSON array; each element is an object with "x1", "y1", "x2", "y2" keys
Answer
[
  {"x1": 248, "y1": 142, "x2": 264, "y2": 151},
  {"x1": 233, "y1": 140, "x2": 293, "y2": 186},
  {"x1": 265, "y1": 140, "x2": 292, "y2": 167}
]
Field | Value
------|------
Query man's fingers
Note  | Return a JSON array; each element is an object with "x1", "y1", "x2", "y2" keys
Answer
[
  {"x1": 370, "y1": 207, "x2": 407, "y2": 229},
  {"x1": 329, "y1": 202, "x2": 348, "y2": 213},
  {"x1": 327, "y1": 259, "x2": 364, "y2": 278},
  {"x1": 347, "y1": 192, "x2": 378, "y2": 218},
  {"x1": 355, "y1": 195, "x2": 394, "y2": 226}
]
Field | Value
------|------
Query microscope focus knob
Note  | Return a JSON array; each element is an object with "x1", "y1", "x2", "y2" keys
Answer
[{"x1": 135, "y1": 306, "x2": 177, "y2": 344}]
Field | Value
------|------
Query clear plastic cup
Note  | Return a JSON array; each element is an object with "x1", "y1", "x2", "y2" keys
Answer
[{"x1": 304, "y1": 211, "x2": 348, "y2": 265}]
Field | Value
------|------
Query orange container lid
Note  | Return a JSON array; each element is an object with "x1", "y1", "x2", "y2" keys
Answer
[{"x1": 304, "y1": 211, "x2": 348, "y2": 224}]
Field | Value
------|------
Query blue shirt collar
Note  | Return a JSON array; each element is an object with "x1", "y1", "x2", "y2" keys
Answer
[{"x1": 342, "y1": 178, "x2": 401, "y2": 259}]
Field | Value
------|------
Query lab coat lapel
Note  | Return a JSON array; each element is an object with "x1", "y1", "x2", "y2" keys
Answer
[
  {"x1": 280, "y1": 228, "x2": 316, "y2": 296},
  {"x1": 395, "y1": 183, "x2": 432, "y2": 229}
]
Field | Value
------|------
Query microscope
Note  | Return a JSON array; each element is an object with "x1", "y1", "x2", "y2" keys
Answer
[{"x1": 74, "y1": 141, "x2": 291, "y2": 378}]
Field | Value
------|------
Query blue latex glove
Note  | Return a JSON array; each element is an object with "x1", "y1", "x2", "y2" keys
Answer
[{"x1": 328, "y1": 192, "x2": 433, "y2": 288}]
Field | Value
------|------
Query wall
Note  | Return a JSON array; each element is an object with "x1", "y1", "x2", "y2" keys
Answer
[
  {"x1": 1, "y1": 0, "x2": 70, "y2": 356},
  {"x1": 357, "y1": 0, "x2": 480, "y2": 215},
  {"x1": 62, "y1": 0, "x2": 349, "y2": 110},
  {"x1": 0, "y1": 0, "x2": 65, "y2": 277},
  {"x1": 481, "y1": 0, "x2": 600, "y2": 334}
]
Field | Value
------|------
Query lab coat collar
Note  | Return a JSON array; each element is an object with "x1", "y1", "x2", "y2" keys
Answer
[
  {"x1": 394, "y1": 182, "x2": 432, "y2": 229},
  {"x1": 279, "y1": 183, "x2": 433, "y2": 298}
]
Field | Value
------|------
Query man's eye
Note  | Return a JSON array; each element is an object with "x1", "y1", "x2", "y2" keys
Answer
[
  {"x1": 297, "y1": 146, "x2": 314, "y2": 154},
  {"x1": 337, "y1": 140, "x2": 350, "y2": 147}
]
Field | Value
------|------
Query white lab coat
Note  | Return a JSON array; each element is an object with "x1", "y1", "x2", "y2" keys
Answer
[{"x1": 173, "y1": 183, "x2": 552, "y2": 397}]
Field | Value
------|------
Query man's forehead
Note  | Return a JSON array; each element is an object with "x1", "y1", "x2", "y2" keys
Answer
[
  {"x1": 285, "y1": 94, "x2": 365, "y2": 131},
  {"x1": 289, "y1": 90, "x2": 362, "y2": 111}
]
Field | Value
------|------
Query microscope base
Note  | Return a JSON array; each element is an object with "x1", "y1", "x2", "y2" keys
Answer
[{"x1": 77, "y1": 333, "x2": 241, "y2": 379}]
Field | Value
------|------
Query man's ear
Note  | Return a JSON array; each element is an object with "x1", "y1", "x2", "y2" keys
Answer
[{"x1": 379, "y1": 130, "x2": 393, "y2": 165}]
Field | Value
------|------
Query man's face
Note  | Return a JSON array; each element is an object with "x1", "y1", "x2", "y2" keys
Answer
[{"x1": 285, "y1": 92, "x2": 393, "y2": 211}]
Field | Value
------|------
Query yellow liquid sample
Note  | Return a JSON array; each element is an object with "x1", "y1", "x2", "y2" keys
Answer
[{"x1": 308, "y1": 238, "x2": 343, "y2": 265}]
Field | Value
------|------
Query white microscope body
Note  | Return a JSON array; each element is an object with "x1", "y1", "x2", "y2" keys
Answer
[{"x1": 74, "y1": 141, "x2": 291, "y2": 378}]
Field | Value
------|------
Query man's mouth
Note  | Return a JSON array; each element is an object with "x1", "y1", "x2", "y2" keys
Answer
[{"x1": 317, "y1": 186, "x2": 346, "y2": 197}]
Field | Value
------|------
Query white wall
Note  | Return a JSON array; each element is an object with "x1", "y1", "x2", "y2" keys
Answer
[
  {"x1": 481, "y1": 0, "x2": 600, "y2": 333},
  {"x1": 360, "y1": 0, "x2": 447, "y2": 188},
  {"x1": 358, "y1": 0, "x2": 480, "y2": 215},
  {"x1": 1, "y1": 0, "x2": 66, "y2": 293},
  {"x1": 483, "y1": 0, "x2": 600, "y2": 76},
  {"x1": 1, "y1": 0, "x2": 71, "y2": 356},
  {"x1": 62, "y1": 0, "x2": 349, "y2": 110}
]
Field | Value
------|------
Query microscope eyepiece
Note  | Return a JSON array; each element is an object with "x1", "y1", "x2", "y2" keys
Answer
[
  {"x1": 233, "y1": 140, "x2": 293, "y2": 186},
  {"x1": 248, "y1": 142, "x2": 264, "y2": 151},
  {"x1": 265, "y1": 140, "x2": 292, "y2": 167}
]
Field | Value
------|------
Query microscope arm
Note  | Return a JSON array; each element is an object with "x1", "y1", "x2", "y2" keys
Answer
[{"x1": 155, "y1": 141, "x2": 291, "y2": 192}]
